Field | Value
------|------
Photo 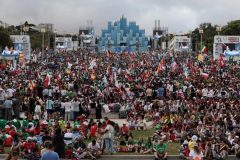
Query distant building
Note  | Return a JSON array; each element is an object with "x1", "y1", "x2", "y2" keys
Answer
[
  {"x1": 169, "y1": 36, "x2": 191, "y2": 52},
  {"x1": 0, "y1": 20, "x2": 9, "y2": 28},
  {"x1": 98, "y1": 16, "x2": 148, "y2": 53},
  {"x1": 79, "y1": 20, "x2": 95, "y2": 48},
  {"x1": 37, "y1": 23, "x2": 54, "y2": 32},
  {"x1": 152, "y1": 19, "x2": 168, "y2": 49}
]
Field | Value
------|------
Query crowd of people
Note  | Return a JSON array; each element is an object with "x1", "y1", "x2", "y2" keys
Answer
[{"x1": 0, "y1": 48, "x2": 240, "y2": 160}]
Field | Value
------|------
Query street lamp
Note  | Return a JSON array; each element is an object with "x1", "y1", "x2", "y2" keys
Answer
[
  {"x1": 41, "y1": 28, "x2": 46, "y2": 60},
  {"x1": 216, "y1": 25, "x2": 221, "y2": 35},
  {"x1": 107, "y1": 39, "x2": 111, "y2": 51},
  {"x1": 199, "y1": 28, "x2": 204, "y2": 50},
  {"x1": 189, "y1": 30, "x2": 192, "y2": 51},
  {"x1": 136, "y1": 38, "x2": 140, "y2": 53},
  {"x1": 23, "y1": 25, "x2": 29, "y2": 34},
  {"x1": 54, "y1": 29, "x2": 57, "y2": 51}
]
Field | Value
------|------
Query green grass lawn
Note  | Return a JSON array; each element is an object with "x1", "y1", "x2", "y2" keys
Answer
[
  {"x1": 84, "y1": 128, "x2": 180, "y2": 155},
  {"x1": 2, "y1": 129, "x2": 180, "y2": 155},
  {"x1": 130, "y1": 129, "x2": 180, "y2": 155}
]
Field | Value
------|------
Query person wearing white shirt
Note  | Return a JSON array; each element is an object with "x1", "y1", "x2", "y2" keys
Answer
[
  {"x1": 144, "y1": 102, "x2": 152, "y2": 111},
  {"x1": 64, "y1": 100, "x2": 72, "y2": 121},
  {"x1": 208, "y1": 89, "x2": 215, "y2": 98},
  {"x1": 189, "y1": 145, "x2": 203, "y2": 160},
  {"x1": 103, "y1": 122, "x2": 115, "y2": 154},
  {"x1": 61, "y1": 89, "x2": 67, "y2": 96},
  {"x1": 88, "y1": 140, "x2": 101, "y2": 159},
  {"x1": 202, "y1": 88, "x2": 208, "y2": 98},
  {"x1": 72, "y1": 98, "x2": 80, "y2": 120},
  {"x1": 102, "y1": 104, "x2": 110, "y2": 113},
  {"x1": 6, "y1": 88, "x2": 15, "y2": 98}
]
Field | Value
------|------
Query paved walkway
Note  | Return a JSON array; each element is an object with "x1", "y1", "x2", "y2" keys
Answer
[{"x1": 0, "y1": 154, "x2": 239, "y2": 160}]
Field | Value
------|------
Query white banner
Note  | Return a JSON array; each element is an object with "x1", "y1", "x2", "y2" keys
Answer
[{"x1": 10, "y1": 35, "x2": 31, "y2": 60}]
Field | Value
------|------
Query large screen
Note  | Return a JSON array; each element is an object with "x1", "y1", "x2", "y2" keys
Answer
[{"x1": 213, "y1": 36, "x2": 240, "y2": 60}]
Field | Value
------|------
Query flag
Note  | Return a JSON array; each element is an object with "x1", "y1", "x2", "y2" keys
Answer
[
  {"x1": 55, "y1": 73, "x2": 61, "y2": 82},
  {"x1": 200, "y1": 72, "x2": 209, "y2": 79},
  {"x1": 67, "y1": 62, "x2": 73, "y2": 69},
  {"x1": 183, "y1": 64, "x2": 189, "y2": 78},
  {"x1": 89, "y1": 59, "x2": 97, "y2": 69},
  {"x1": 218, "y1": 54, "x2": 225, "y2": 68},
  {"x1": 157, "y1": 59, "x2": 166, "y2": 73},
  {"x1": 201, "y1": 46, "x2": 207, "y2": 54},
  {"x1": 198, "y1": 54, "x2": 204, "y2": 62},
  {"x1": 44, "y1": 73, "x2": 51, "y2": 87},
  {"x1": 114, "y1": 72, "x2": 120, "y2": 88},
  {"x1": 103, "y1": 76, "x2": 108, "y2": 85},
  {"x1": 171, "y1": 58, "x2": 178, "y2": 72},
  {"x1": 90, "y1": 72, "x2": 96, "y2": 80},
  {"x1": 29, "y1": 80, "x2": 35, "y2": 90}
]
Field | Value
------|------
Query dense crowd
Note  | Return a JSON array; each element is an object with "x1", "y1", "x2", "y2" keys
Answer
[{"x1": 0, "y1": 49, "x2": 240, "y2": 160}]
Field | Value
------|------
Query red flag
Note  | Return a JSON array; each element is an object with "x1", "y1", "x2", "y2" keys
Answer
[
  {"x1": 44, "y1": 73, "x2": 51, "y2": 88},
  {"x1": 172, "y1": 61, "x2": 178, "y2": 72},
  {"x1": 200, "y1": 72, "x2": 209, "y2": 79},
  {"x1": 218, "y1": 54, "x2": 225, "y2": 68},
  {"x1": 201, "y1": 46, "x2": 208, "y2": 54},
  {"x1": 157, "y1": 59, "x2": 166, "y2": 73},
  {"x1": 29, "y1": 80, "x2": 35, "y2": 90}
]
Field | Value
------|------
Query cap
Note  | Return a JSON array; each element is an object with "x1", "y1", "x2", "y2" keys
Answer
[{"x1": 191, "y1": 135, "x2": 198, "y2": 141}]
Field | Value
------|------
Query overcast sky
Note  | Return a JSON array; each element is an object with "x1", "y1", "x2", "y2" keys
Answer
[{"x1": 1, "y1": 0, "x2": 239, "y2": 35}]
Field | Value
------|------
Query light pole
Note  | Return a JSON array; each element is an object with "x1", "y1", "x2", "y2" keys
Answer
[
  {"x1": 23, "y1": 26, "x2": 29, "y2": 34},
  {"x1": 41, "y1": 28, "x2": 46, "y2": 61},
  {"x1": 136, "y1": 38, "x2": 140, "y2": 53},
  {"x1": 107, "y1": 39, "x2": 111, "y2": 51},
  {"x1": 199, "y1": 28, "x2": 204, "y2": 50},
  {"x1": 216, "y1": 25, "x2": 221, "y2": 36},
  {"x1": 54, "y1": 29, "x2": 57, "y2": 51},
  {"x1": 23, "y1": 22, "x2": 29, "y2": 61},
  {"x1": 189, "y1": 30, "x2": 192, "y2": 51}
]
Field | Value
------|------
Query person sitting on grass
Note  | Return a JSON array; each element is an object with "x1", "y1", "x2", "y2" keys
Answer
[
  {"x1": 126, "y1": 132, "x2": 134, "y2": 152},
  {"x1": 120, "y1": 123, "x2": 130, "y2": 139},
  {"x1": 73, "y1": 137, "x2": 95, "y2": 159},
  {"x1": 179, "y1": 140, "x2": 190, "y2": 159},
  {"x1": 21, "y1": 137, "x2": 36, "y2": 158},
  {"x1": 88, "y1": 140, "x2": 101, "y2": 159},
  {"x1": 140, "y1": 137, "x2": 153, "y2": 154},
  {"x1": 136, "y1": 116, "x2": 146, "y2": 131},
  {"x1": 153, "y1": 140, "x2": 168, "y2": 160},
  {"x1": 134, "y1": 137, "x2": 144, "y2": 153}
]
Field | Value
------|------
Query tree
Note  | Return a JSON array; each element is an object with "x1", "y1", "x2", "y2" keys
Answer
[
  {"x1": 0, "y1": 27, "x2": 12, "y2": 51},
  {"x1": 221, "y1": 20, "x2": 240, "y2": 35}
]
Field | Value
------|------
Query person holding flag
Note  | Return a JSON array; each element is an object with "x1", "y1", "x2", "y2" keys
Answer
[{"x1": 157, "y1": 59, "x2": 166, "y2": 74}]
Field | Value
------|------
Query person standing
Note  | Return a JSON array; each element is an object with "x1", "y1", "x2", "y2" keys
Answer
[
  {"x1": 29, "y1": 96, "x2": 36, "y2": 120},
  {"x1": 52, "y1": 128, "x2": 65, "y2": 158},
  {"x1": 46, "y1": 97, "x2": 54, "y2": 120},
  {"x1": 103, "y1": 121, "x2": 115, "y2": 154},
  {"x1": 95, "y1": 101, "x2": 102, "y2": 119},
  {"x1": 64, "y1": 98, "x2": 72, "y2": 121},
  {"x1": 3, "y1": 97, "x2": 13, "y2": 121},
  {"x1": 12, "y1": 94, "x2": 20, "y2": 119},
  {"x1": 41, "y1": 141, "x2": 60, "y2": 160},
  {"x1": 72, "y1": 98, "x2": 80, "y2": 120}
]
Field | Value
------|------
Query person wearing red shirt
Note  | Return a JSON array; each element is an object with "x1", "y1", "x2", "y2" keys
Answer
[
  {"x1": 89, "y1": 123, "x2": 98, "y2": 138},
  {"x1": 120, "y1": 123, "x2": 129, "y2": 138},
  {"x1": 22, "y1": 138, "x2": 36, "y2": 157}
]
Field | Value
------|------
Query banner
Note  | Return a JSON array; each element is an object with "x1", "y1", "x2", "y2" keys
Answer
[
  {"x1": 55, "y1": 37, "x2": 73, "y2": 51},
  {"x1": 10, "y1": 35, "x2": 31, "y2": 60}
]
